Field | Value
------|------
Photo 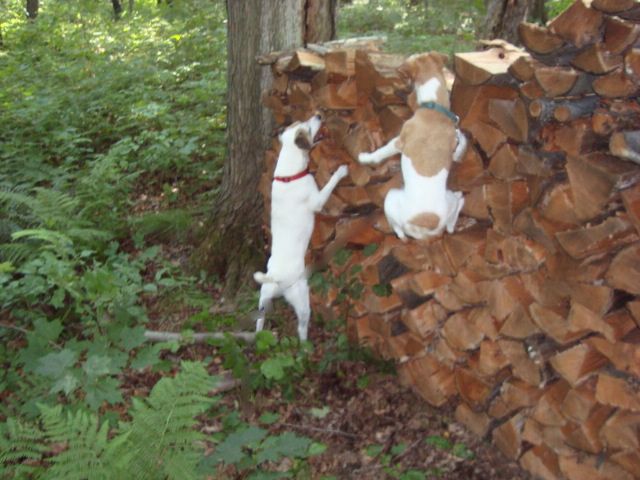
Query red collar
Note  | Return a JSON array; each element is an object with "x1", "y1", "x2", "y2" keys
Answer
[{"x1": 273, "y1": 168, "x2": 309, "y2": 183}]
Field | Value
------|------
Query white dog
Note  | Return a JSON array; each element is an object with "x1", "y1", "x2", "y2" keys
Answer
[
  {"x1": 254, "y1": 114, "x2": 348, "y2": 341},
  {"x1": 359, "y1": 53, "x2": 467, "y2": 240}
]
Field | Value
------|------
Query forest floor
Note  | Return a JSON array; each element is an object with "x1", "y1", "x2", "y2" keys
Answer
[{"x1": 142, "y1": 242, "x2": 529, "y2": 479}]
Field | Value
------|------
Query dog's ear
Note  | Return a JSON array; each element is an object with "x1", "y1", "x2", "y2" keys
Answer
[
  {"x1": 294, "y1": 129, "x2": 313, "y2": 150},
  {"x1": 430, "y1": 51, "x2": 449, "y2": 69}
]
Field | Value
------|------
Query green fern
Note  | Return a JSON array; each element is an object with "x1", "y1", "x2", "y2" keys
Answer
[
  {"x1": 125, "y1": 361, "x2": 216, "y2": 480},
  {"x1": 0, "y1": 417, "x2": 46, "y2": 478},
  {"x1": 38, "y1": 404, "x2": 131, "y2": 480},
  {"x1": 0, "y1": 362, "x2": 216, "y2": 480}
]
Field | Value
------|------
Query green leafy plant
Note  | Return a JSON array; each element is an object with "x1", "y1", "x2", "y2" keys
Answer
[{"x1": 0, "y1": 361, "x2": 217, "y2": 480}]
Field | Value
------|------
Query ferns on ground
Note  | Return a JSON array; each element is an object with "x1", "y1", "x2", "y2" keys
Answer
[{"x1": 0, "y1": 361, "x2": 216, "y2": 480}]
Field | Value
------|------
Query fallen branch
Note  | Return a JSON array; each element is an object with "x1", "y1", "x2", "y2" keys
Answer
[
  {"x1": 277, "y1": 421, "x2": 359, "y2": 439},
  {"x1": 144, "y1": 330, "x2": 258, "y2": 344}
]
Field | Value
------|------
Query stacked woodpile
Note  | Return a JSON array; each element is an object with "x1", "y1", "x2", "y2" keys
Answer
[{"x1": 258, "y1": 1, "x2": 640, "y2": 479}]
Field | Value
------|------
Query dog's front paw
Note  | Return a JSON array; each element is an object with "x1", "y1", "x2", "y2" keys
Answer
[
  {"x1": 336, "y1": 165, "x2": 349, "y2": 180},
  {"x1": 358, "y1": 152, "x2": 374, "y2": 164}
]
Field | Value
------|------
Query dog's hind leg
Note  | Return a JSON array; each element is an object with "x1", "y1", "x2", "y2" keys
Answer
[
  {"x1": 256, "y1": 282, "x2": 278, "y2": 332},
  {"x1": 284, "y1": 279, "x2": 311, "y2": 342}
]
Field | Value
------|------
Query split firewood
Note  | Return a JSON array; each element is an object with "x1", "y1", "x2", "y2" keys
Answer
[
  {"x1": 606, "y1": 242, "x2": 640, "y2": 294},
  {"x1": 593, "y1": 66, "x2": 640, "y2": 98},
  {"x1": 595, "y1": 373, "x2": 640, "y2": 411},
  {"x1": 610, "y1": 449, "x2": 640, "y2": 478},
  {"x1": 454, "y1": 402, "x2": 492, "y2": 437},
  {"x1": 548, "y1": 0, "x2": 604, "y2": 48},
  {"x1": 488, "y1": 97, "x2": 528, "y2": 142},
  {"x1": 507, "y1": 54, "x2": 542, "y2": 81},
  {"x1": 566, "y1": 152, "x2": 640, "y2": 221},
  {"x1": 398, "y1": 354, "x2": 456, "y2": 407},
  {"x1": 626, "y1": 48, "x2": 640, "y2": 81},
  {"x1": 559, "y1": 454, "x2": 635, "y2": 480},
  {"x1": 492, "y1": 412, "x2": 526, "y2": 460},
  {"x1": 555, "y1": 215, "x2": 638, "y2": 260},
  {"x1": 549, "y1": 343, "x2": 608, "y2": 387},
  {"x1": 518, "y1": 22, "x2": 565, "y2": 55},
  {"x1": 533, "y1": 66, "x2": 581, "y2": 97},
  {"x1": 600, "y1": 409, "x2": 640, "y2": 451},
  {"x1": 603, "y1": 16, "x2": 640, "y2": 54},
  {"x1": 592, "y1": 0, "x2": 638, "y2": 13},
  {"x1": 560, "y1": 379, "x2": 598, "y2": 423},
  {"x1": 610, "y1": 130, "x2": 640, "y2": 164},
  {"x1": 571, "y1": 43, "x2": 623, "y2": 74},
  {"x1": 519, "y1": 445, "x2": 562, "y2": 480},
  {"x1": 454, "y1": 47, "x2": 526, "y2": 86}
]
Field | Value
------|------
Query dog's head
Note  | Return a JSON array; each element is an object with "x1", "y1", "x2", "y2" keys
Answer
[
  {"x1": 280, "y1": 113, "x2": 325, "y2": 152},
  {"x1": 399, "y1": 52, "x2": 449, "y2": 85}
]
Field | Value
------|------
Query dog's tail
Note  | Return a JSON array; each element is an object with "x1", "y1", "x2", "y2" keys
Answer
[{"x1": 253, "y1": 271, "x2": 275, "y2": 285}]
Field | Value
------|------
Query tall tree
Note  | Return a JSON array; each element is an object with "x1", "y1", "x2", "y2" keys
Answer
[
  {"x1": 25, "y1": 0, "x2": 38, "y2": 19},
  {"x1": 198, "y1": 1, "x2": 336, "y2": 290},
  {"x1": 482, "y1": 0, "x2": 546, "y2": 45}
]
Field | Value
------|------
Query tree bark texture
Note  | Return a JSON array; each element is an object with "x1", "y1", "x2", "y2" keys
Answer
[
  {"x1": 198, "y1": 0, "x2": 335, "y2": 291},
  {"x1": 26, "y1": 0, "x2": 38, "y2": 19},
  {"x1": 482, "y1": 0, "x2": 545, "y2": 45}
]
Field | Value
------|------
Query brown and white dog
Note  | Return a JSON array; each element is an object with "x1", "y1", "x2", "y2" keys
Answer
[
  {"x1": 358, "y1": 52, "x2": 467, "y2": 240},
  {"x1": 254, "y1": 114, "x2": 348, "y2": 341}
]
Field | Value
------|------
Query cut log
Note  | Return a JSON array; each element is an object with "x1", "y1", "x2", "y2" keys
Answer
[
  {"x1": 604, "y1": 16, "x2": 640, "y2": 55},
  {"x1": 610, "y1": 130, "x2": 640, "y2": 165},
  {"x1": 622, "y1": 182, "x2": 640, "y2": 233},
  {"x1": 488, "y1": 379, "x2": 543, "y2": 419},
  {"x1": 529, "y1": 302, "x2": 582, "y2": 345},
  {"x1": 520, "y1": 445, "x2": 562, "y2": 480},
  {"x1": 571, "y1": 43, "x2": 623, "y2": 74},
  {"x1": 488, "y1": 97, "x2": 528, "y2": 143},
  {"x1": 559, "y1": 454, "x2": 635, "y2": 480},
  {"x1": 532, "y1": 381, "x2": 571, "y2": 427},
  {"x1": 284, "y1": 50, "x2": 325, "y2": 77},
  {"x1": 611, "y1": 449, "x2": 640, "y2": 477},
  {"x1": 484, "y1": 180, "x2": 530, "y2": 235},
  {"x1": 566, "y1": 153, "x2": 640, "y2": 222},
  {"x1": 626, "y1": 48, "x2": 640, "y2": 81},
  {"x1": 606, "y1": 242, "x2": 640, "y2": 294},
  {"x1": 442, "y1": 309, "x2": 484, "y2": 351},
  {"x1": 518, "y1": 22, "x2": 565, "y2": 55},
  {"x1": 407, "y1": 271, "x2": 451, "y2": 298},
  {"x1": 499, "y1": 338, "x2": 543, "y2": 386},
  {"x1": 454, "y1": 47, "x2": 527, "y2": 86},
  {"x1": 595, "y1": 373, "x2": 640, "y2": 411},
  {"x1": 548, "y1": 0, "x2": 604, "y2": 48},
  {"x1": 561, "y1": 379, "x2": 597, "y2": 423},
  {"x1": 467, "y1": 121, "x2": 507, "y2": 158},
  {"x1": 475, "y1": 339, "x2": 510, "y2": 378},
  {"x1": 492, "y1": 412, "x2": 526, "y2": 460},
  {"x1": 534, "y1": 66, "x2": 579, "y2": 97},
  {"x1": 592, "y1": 0, "x2": 637, "y2": 13},
  {"x1": 567, "y1": 301, "x2": 616, "y2": 341},
  {"x1": 593, "y1": 67, "x2": 640, "y2": 98},
  {"x1": 398, "y1": 354, "x2": 456, "y2": 407},
  {"x1": 448, "y1": 143, "x2": 487, "y2": 191},
  {"x1": 401, "y1": 299, "x2": 446, "y2": 339},
  {"x1": 455, "y1": 367, "x2": 495, "y2": 409},
  {"x1": 555, "y1": 215, "x2": 638, "y2": 260},
  {"x1": 519, "y1": 78, "x2": 546, "y2": 99},
  {"x1": 600, "y1": 409, "x2": 640, "y2": 451},
  {"x1": 508, "y1": 54, "x2": 542, "y2": 81},
  {"x1": 549, "y1": 343, "x2": 607, "y2": 387},
  {"x1": 455, "y1": 402, "x2": 492, "y2": 437},
  {"x1": 563, "y1": 404, "x2": 613, "y2": 453},
  {"x1": 324, "y1": 48, "x2": 356, "y2": 81},
  {"x1": 553, "y1": 96, "x2": 600, "y2": 123}
]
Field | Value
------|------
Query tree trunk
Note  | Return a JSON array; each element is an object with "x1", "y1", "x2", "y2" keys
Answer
[
  {"x1": 197, "y1": 1, "x2": 335, "y2": 291},
  {"x1": 482, "y1": 0, "x2": 544, "y2": 45},
  {"x1": 112, "y1": 0, "x2": 123, "y2": 19},
  {"x1": 26, "y1": 0, "x2": 38, "y2": 19}
]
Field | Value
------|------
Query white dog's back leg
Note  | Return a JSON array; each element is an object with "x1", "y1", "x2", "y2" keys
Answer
[
  {"x1": 445, "y1": 190, "x2": 464, "y2": 233},
  {"x1": 283, "y1": 279, "x2": 311, "y2": 341},
  {"x1": 257, "y1": 282, "x2": 278, "y2": 332}
]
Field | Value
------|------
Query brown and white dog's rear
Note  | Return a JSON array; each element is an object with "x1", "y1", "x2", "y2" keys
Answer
[{"x1": 359, "y1": 52, "x2": 467, "y2": 240}]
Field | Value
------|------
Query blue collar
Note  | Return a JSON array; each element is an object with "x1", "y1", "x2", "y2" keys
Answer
[{"x1": 419, "y1": 101, "x2": 459, "y2": 125}]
